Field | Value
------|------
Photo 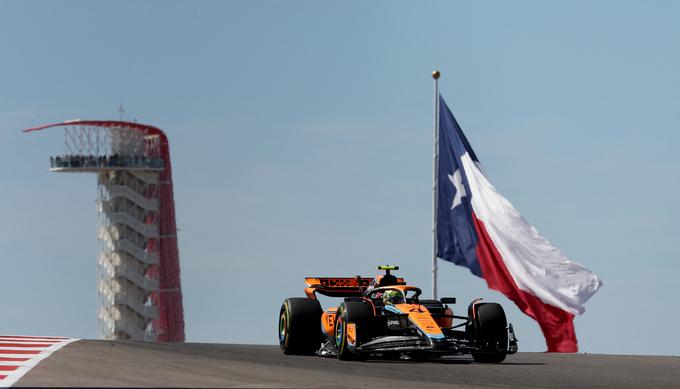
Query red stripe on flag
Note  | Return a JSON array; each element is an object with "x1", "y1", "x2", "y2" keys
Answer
[
  {"x1": 0, "y1": 339, "x2": 59, "y2": 343},
  {"x1": 0, "y1": 343, "x2": 52, "y2": 348},
  {"x1": 0, "y1": 350, "x2": 41, "y2": 355},
  {"x1": 0, "y1": 374, "x2": 7, "y2": 379},
  {"x1": 0, "y1": 366, "x2": 19, "y2": 372},
  {"x1": 472, "y1": 213, "x2": 578, "y2": 352},
  {"x1": 0, "y1": 357, "x2": 29, "y2": 362}
]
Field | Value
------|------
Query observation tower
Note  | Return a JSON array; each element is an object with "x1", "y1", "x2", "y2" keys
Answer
[{"x1": 24, "y1": 120, "x2": 185, "y2": 342}]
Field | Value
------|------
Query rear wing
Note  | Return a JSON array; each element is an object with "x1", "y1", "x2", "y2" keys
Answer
[{"x1": 304, "y1": 276, "x2": 405, "y2": 299}]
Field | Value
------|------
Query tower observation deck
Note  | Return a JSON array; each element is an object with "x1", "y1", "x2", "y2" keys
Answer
[{"x1": 25, "y1": 120, "x2": 185, "y2": 342}]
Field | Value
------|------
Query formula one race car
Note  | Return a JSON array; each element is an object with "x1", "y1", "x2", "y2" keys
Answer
[{"x1": 278, "y1": 266, "x2": 518, "y2": 362}]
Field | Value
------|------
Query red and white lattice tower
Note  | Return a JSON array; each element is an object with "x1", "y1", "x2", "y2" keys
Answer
[{"x1": 24, "y1": 120, "x2": 185, "y2": 342}]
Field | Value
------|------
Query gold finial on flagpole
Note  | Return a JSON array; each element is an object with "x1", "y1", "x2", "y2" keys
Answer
[{"x1": 432, "y1": 70, "x2": 441, "y2": 79}]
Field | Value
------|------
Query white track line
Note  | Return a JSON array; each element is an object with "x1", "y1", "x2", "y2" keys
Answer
[{"x1": 0, "y1": 336, "x2": 79, "y2": 388}]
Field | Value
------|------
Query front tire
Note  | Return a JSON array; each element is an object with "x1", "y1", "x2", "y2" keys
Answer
[
  {"x1": 335, "y1": 301, "x2": 372, "y2": 360},
  {"x1": 279, "y1": 298, "x2": 322, "y2": 355},
  {"x1": 468, "y1": 302, "x2": 508, "y2": 363}
]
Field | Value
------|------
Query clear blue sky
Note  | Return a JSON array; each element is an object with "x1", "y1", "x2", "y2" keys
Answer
[{"x1": 1, "y1": 1, "x2": 678, "y2": 355}]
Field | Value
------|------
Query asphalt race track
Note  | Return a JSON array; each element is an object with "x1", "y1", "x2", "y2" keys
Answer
[{"x1": 14, "y1": 340, "x2": 680, "y2": 388}]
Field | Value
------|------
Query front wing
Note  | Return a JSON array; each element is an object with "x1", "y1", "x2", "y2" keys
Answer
[{"x1": 319, "y1": 325, "x2": 518, "y2": 357}]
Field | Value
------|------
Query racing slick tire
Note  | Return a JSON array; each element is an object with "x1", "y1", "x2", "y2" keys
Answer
[
  {"x1": 334, "y1": 301, "x2": 373, "y2": 361},
  {"x1": 279, "y1": 298, "x2": 323, "y2": 355},
  {"x1": 468, "y1": 302, "x2": 508, "y2": 363}
]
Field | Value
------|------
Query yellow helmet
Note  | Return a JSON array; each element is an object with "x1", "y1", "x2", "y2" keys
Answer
[{"x1": 382, "y1": 290, "x2": 402, "y2": 305}]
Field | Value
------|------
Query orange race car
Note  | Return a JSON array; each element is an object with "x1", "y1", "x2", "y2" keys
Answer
[{"x1": 278, "y1": 266, "x2": 518, "y2": 362}]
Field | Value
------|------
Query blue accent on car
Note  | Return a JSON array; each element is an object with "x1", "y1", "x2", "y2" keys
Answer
[{"x1": 384, "y1": 305, "x2": 402, "y2": 314}]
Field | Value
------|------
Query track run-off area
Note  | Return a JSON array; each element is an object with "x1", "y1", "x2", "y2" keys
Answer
[{"x1": 5, "y1": 339, "x2": 679, "y2": 388}]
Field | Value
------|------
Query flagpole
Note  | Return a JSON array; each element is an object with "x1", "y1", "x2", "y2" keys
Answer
[{"x1": 432, "y1": 70, "x2": 440, "y2": 299}]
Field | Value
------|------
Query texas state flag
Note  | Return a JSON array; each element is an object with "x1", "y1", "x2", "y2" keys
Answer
[{"x1": 436, "y1": 95, "x2": 603, "y2": 352}]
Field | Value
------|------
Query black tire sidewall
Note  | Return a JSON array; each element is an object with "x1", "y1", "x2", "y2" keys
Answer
[
  {"x1": 335, "y1": 301, "x2": 372, "y2": 360},
  {"x1": 279, "y1": 298, "x2": 322, "y2": 355},
  {"x1": 469, "y1": 302, "x2": 508, "y2": 363}
]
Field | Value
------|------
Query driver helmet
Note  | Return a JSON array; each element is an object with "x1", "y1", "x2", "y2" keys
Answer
[{"x1": 382, "y1": 290, "x2": 403, "y2": 306}]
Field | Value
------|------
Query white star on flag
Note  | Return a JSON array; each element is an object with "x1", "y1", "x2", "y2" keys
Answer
[{"x1": 448, "y1": 169, "x2": 467, "y2": 209}]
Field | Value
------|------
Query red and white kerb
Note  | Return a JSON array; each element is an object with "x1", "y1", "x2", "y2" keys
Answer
[{"x1": 0, "y1": 335, "x2": 78, "y2": 388}]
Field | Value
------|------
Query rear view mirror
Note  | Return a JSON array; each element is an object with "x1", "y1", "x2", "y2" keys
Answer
[{"x1": 441, "y1": 297, "x2": 456, "y2": 304}]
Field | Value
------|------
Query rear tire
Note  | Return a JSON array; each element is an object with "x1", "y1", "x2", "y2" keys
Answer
[
  {"x1": 279, "y1": 298, "x2": 322, "y2": 355},
  {"x1": 335, "y1": 301, "x2": 373, "y2": 361},
  {"x1": 468, "y1": 303, "x2": 508, "y2": 363}
]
